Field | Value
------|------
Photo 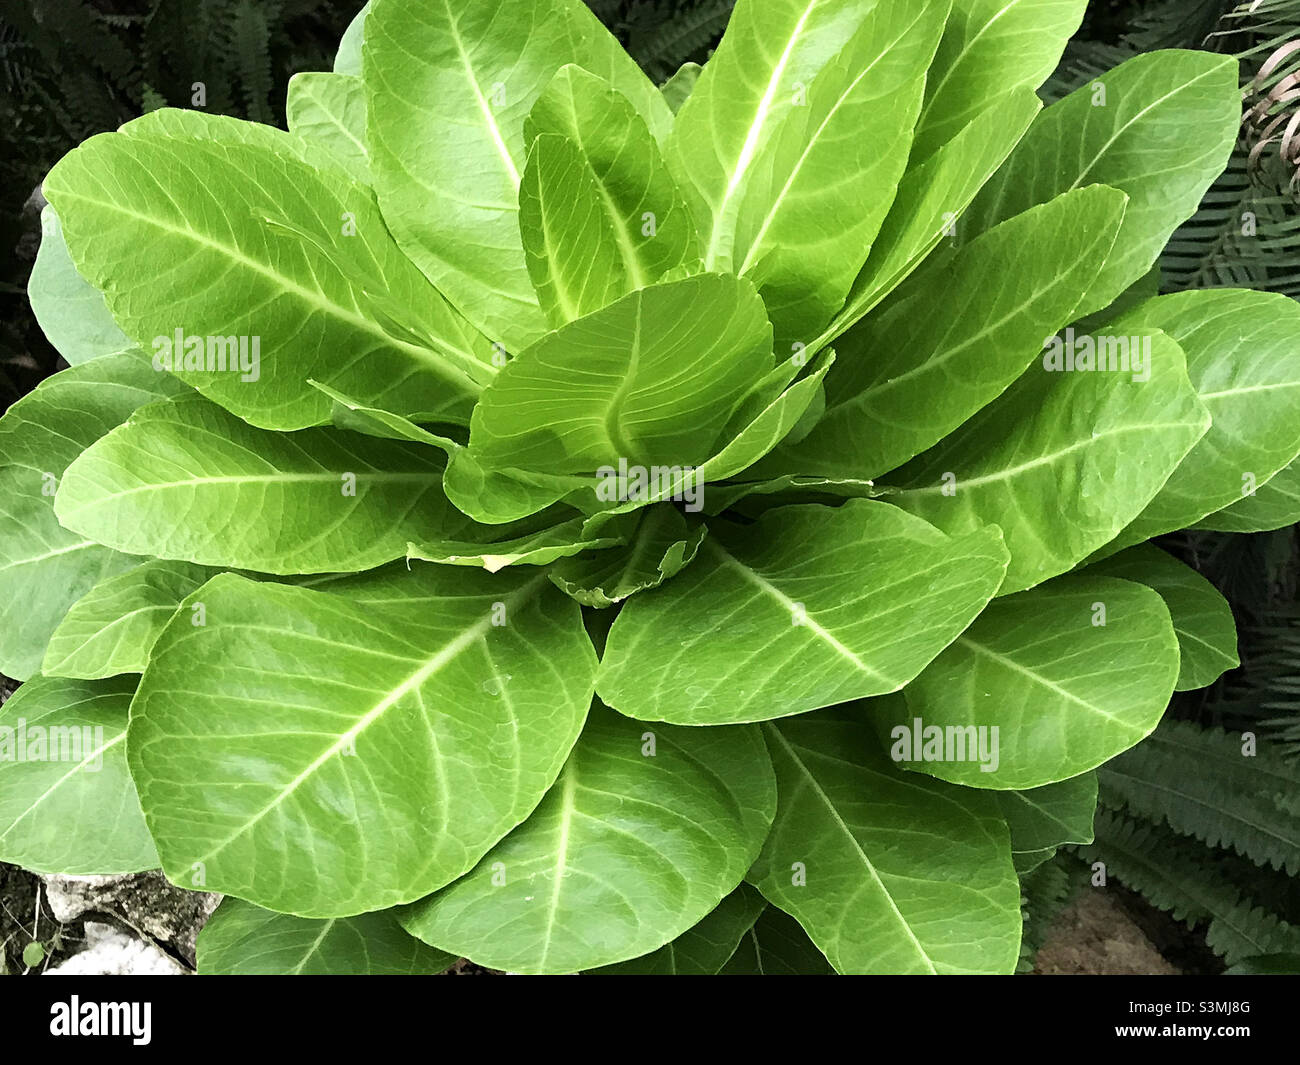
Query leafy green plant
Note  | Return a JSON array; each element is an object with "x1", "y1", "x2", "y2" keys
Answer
[{"x1": 2, "y1": 0, "x2": 1293, "y2": 975}]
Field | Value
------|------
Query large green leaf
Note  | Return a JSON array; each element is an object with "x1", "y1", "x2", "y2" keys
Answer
[
  {"x1": 285, "y1": 72, "x2": 370, "y2": 183},
  {"x1": 884, "y1": 575, "x2": 1178, "y2": 789},
  {"x1": 597, "y1": 500, "x2": 1009, "y2": 725},
  {"x1": 1082, "y1": 543, "x2": 1238, "y2": 691},
  {"x1": 407, "y1": 515, "x2": 626, "y2": 573},
  {"x1": 55, "y1": 395, "x2": 482, "y2": 575},
  {"x1": 748, "y1": 710, "x2": 1020, "y2": 974},
  {"x1": 364, "y1": 0, "x2": 670, "y2": 352},
  {"x1": 0, "y1": 675, "x2": 157, "y2": 874},
  {"x1": 129, "y1": 566, "x2": 596, "y2": 916},
  {"x1": 771, "y1": 185, "x2": 1128, "y2": 479},
  {"x1": 1195, "y1": 459, "x2": 1300, "y2": 534},
  {"x1": 911, "y1": 0, "x2": 1086, "y2": 161},
  {"x1": 730, "y1": 0, "x2": 948, "y2": 348},
  {"x1": 198, "y1": 898, "x2": 455, "y2": 975},
  {"x1": 0, "y1": 355, "x2": 186, "y2": 679},
  {"x1": 42, "y1": 560, "x2": 218, "y2": 680},
  {"x1": 884, "y1": 330, "x2": 1209, "y2": 593},
  {"x1": 44, "y1": 128, "x2": 492, "y2": 431},
  {"x1": 965, "y1": 49, "x2": 1239, "y2": 318},
  {"x1": 333, "y1": 1, "x2": 370, "y2": 74},
  {"x1": 525, "y1": 65, "x2": 700, "y2": 307},
  {"x1": 667, "y1": 0, "x2": 878, "y2": 272},
  {"x1": 587, "y1": 885, "x2": 767, "y2": 975},
  {"x1": 400, "y1": 704, "x2": 776, "y2": 974},
  {"x1": 468, "y1": 274, "x2": 774, "y2": 473},
  {"x1": 818, "y1": 85, "x2": 1042, "y2": 350},
  {"x1": 28, "y1": 207, "x2": 130, "y2": 365},
  {"x1": 1097, "y1": 290, "x2": 1300, "y2": 550}
]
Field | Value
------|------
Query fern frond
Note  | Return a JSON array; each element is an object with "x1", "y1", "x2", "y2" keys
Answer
[
  {"x1": 1017, "y1": 854, "x2": 1075, "y2": 973},
  {"x1": 1098, "y1": 720, "x2": 1300, "y2": 874}
]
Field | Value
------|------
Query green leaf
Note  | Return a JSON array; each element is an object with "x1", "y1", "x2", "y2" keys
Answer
[
  {"x1": 772, "y1": 185, "x2": 1128, "y2": 479},
  {"x1": 0, "y1": 354, "x2": 185, "y2": 679},
  {"x1": 407, "y1": 515, "x2": 626, "y2": 573},
  {"x1": 549, "y1": 505, "x2": 707, "y2": 607},
  {"x1": 731, "y1": 1, "x2": 948, "y2": 348},
  {"x1": 285, "y1": 72, "x2": 370, "y2": 183},
  {"x1": 911, "y1": 0, "x2": 1086, "y2": 161},
  {"x1": 597, "y1": 500, "x2": 1009, "y2": 725},
  {"x1": 0, "y1": 675, "x2": 157, "y2": 874},
  {"x1": 885, "y1": 575, "x2": 1179, "y2": 789},
  {"x1": 43, "y1": 560, "x2": 218, "y2": 680},
  {"x1": 469, "y1": 274, "x2": 774, "y2": 473},
  {"x1": 819, "y1": 85, "x2": 1042, "y2": 350},
  {"x1": 28, "y1": 207, "x2": 130, "y2": 365},
  {"x1": 1195, "y1": 459, "x2": 1300, "y2": 534},
  {"x1": 526, "y1": 66, "x2": 700, "y2": 299},
  {"x1": 130, "y1": 567, "x2": 596, "y2": 916},
  {"x1": 587, "y1": 884, "x2": 767, "y2": 975},
  {"x1": 22, "y1": 941, "x2": 46, "y2": 968},
  {"x1": 965, "y1": 50, "x2": 1239, "y2": 318},
  {"x1": 44, "y1": 127, "x2": 492, "y2": 431},
  {"x1": 1096, "y1": 290, "x2": 1300, "y2": 550},
  {"x1": 660, "y1": 62, "x2": 702, "y2": 114},
  {"x1": 996, "y1": 773, "x2": 1098, "y2": 853},
  {"x1": 748, "y1": 710, "x2": 1021, "y2": 975},
  {"x1": 1082, "y1": 543, "x2": 1238, "y2": 691},
  {"x1": 364, "y1": 0, "x2": 670, "y2": 352},
  {"x1": 55, "y1": 395, "x2": 482, "y2": 575},
  {"x1": 718, "y1": 905, "x2": 834, "y2": 975},
  {"x1": 667, "y1": 0, "x2": 879, "y2": 272},
  {"x1": 400, "y1": 704, "x2": 776, "y2": 974},
  {"x1": 334, "y1": 2, "x2": 370, "y2": 74},
  {"x1": 198, "y1": 898, "x2": 455, "y2": 975},
  {"x1": 883, "y1": 330, "x2": 1209, "y2": 593},
  {"x1": 519, "y1": 134, "x2": 633, "y2": 324}
]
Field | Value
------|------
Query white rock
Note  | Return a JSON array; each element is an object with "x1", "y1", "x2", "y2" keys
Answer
[{"x1": 44, "y1": 922, "x2": 187, "y2": 976}]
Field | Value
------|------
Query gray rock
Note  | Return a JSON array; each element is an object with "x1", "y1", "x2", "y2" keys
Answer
[
  {"x1": 45, "y1": 921, "x2": 188, "y2": 976},
  {"x1": 41, "y1": 872, "x2": 220, "y2": 968}
]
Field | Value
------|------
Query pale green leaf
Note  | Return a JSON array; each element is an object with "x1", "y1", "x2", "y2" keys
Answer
[
  {"x1": 198, "y1": 898, "x2": 455, "y2": 975},
  {"x1": 130, "y1": 567, "x2": 596, "y2": 916},
  {"x1": 912, "y1": 0, "x2": 1085, "y2": 161},
  {"x1": 732, "y1": 0, "x2": 948, "y2": 348},
  {"x1": 28, "y1": 207, "x2": 130, "y2": 365},
  {"x1": 55, "y1": 395, "x2": 481, "y2": 575},
  {"x1": 588, "y1": 885, "x2": 767, "y2": 975},
  {"x1": 1082, "y1": 543, "x2": 1238, "y2": 691},
  {"x1": 43, "y1": 560, "x2": 218, "y2": 680},
  {"x1": 597, "y1": 500, "x2": 1009, "y2": 725},
  {"x1": 749, "y1": 710, "x2": 1021, "y2": 974},
  {"x1": 45, "y1": 127, "x2": 492, "y2": 431},
  {"x1": 886, "y1": 575, "x2": 1179, "y2": 789},
  {"x1": 286, "y1": 72, "x2": 370, "y2": 183},
  {"x1": 400, "y1": 704, "x2": 776, "y2": 974},
  {"x1": 0, "y1": 675, "x2": 157, "y2": 874},
  {"x1": 965, "y1": 49, "x2": 1239, "y2": 318},
  {"x1": 884, "y1": 330, "x2": 1210, "y2": 593},
  {"x1": 996, "y1": 773, "x2": 1098, "y2": 852},
  {"x1": 1195, "y1": 459, "x2": 1300, "y2": 534},
  {"x1": 364, "y1": 0, "x2": 670, "y2": 351}
]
